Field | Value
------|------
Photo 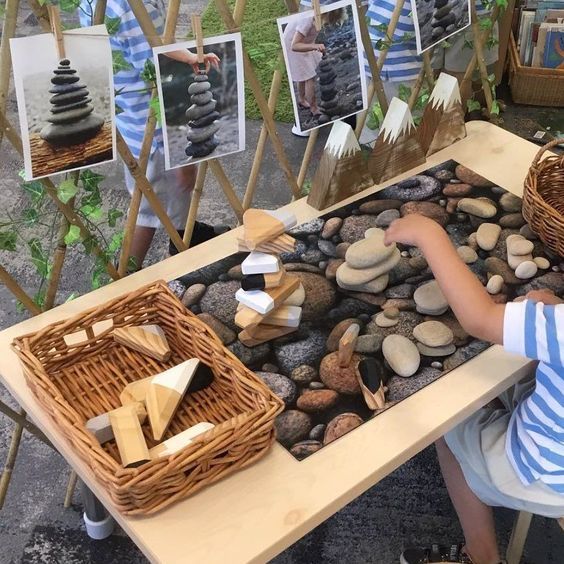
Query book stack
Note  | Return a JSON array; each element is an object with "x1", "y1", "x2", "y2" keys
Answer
[{"x1": 235, "y1": 209, "x2": 305, "y2": 347}]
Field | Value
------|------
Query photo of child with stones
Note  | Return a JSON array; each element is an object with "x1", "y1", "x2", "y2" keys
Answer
[
  {"x1": 412, "y1": 0, "x2": 471, "y2": 53},
  {"x1": 10, "y1": 26, "x2": 115, "y2": 181},
  {"x1": 278, "y1": 0, "x2": 367, "y2": 134},
  {"x1": 154, "y1": 34, "x2": 245, "y2": 170}
]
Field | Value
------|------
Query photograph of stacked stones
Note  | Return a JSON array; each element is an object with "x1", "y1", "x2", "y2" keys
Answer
[
  {"x1": 413, "y1": 0, "x2": 471, "y2": 53},
  {"x1": 278, "y1": 0, "x2": 366, "y2": 134},
  {"x1": 156, "y1": 35, "x2": 245, "y2": 169},
  {"x1": 174, "y1": 160, "x2": 563, "y2": 461}
]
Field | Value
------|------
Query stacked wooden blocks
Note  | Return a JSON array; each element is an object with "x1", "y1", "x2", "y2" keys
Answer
[
  {"x1": 235, "y1": 209, "x2": 305, "y2": 347},
  {"x1": 85, "y1": 324, "x2": 215, "y2": 468}
]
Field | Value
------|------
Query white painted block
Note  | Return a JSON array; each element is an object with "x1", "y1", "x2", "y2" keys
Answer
[
  {"x1": 235, "y1": 288, "x2": 275, "y2": 314},
  {"x1": 265, "y1": 209, "x2": 297, "y2": 230},
  {"x1": 266, "y1": 305, "x2": 302, "y2": 328},
  {"x1": 241, "y1": 251, "x2": 280, "y2": 275},
  {"x1": 149, "y1": 422, "x2": 215, "y2": 458}
]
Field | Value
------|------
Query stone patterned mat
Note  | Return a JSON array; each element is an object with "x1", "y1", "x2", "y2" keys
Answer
[{"x1": 177, "y1": 159, "x2": 563, "y2": 461}]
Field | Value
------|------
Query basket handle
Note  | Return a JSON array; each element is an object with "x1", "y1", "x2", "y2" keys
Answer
[{"x1": 531, "y1": 138, "x2": 564, "y2": 167}]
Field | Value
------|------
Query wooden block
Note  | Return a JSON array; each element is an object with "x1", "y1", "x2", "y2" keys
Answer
[
  {"x1": 113, "y1": 324, "x2": 171, "y2": 362},
  {"x1": 149, "y1": 422, "x2": 215, "y2": 459},
  {"x1": 338, "y1": 323, "x2": 360, "y2": 367},
  {"x1": 243, "y1": 209, "x2": 297, "y2": 250},
  {"x1": 235, "y1": 275, "x2": 300, "y2": 325},
  {"x1": 239, "y1": 324, "x2": 298, "y2": 347},
  {"x1": 307, "y1": 121, "x2": 374, "y2": 211},
  {"x1": 120, "y1": 377, "x2": 154, "y2": 406},
  {"x1": 235, "y1": 288, "x2": 275, "y2": 315},
  {"x1": 241, "y1": 251, "x2": 280, "y2": 275},
  {"x1": 356, "y1": 358, "x2": 386, "y2": 410},
  {"x1": 236, "y1": 233, "x2": 296, "y2": 254},
  {"x1": 109, "y1": 404, "x2": 150, "y2": 468},
  {"x1": 86, "y1": 402, "x2": 147, "y2": 444},
  {"x1": 241, "y1": 269, "x2": 286, "y2": 291},
  {"x1": 263, "y1": 305, "x2": 302, "y2": 328},
  {"x1": 146, "y1": 358, "x2": 200, "y2": 441}
]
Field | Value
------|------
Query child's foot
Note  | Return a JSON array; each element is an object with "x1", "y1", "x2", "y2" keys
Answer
[
  {"x1": 169, "y1": 221, "x2": 230, "y2": 256},
  {"x1": 298, "y1": 99, "x2": 311, "y2": 109},
  {"x1": 400, "y1": 543, "x2": 473, "y2": 563}
]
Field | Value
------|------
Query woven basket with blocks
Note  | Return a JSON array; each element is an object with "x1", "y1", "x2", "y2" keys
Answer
[{"x1": 12, "y1": 281, "x2": 283, "y2": 515}]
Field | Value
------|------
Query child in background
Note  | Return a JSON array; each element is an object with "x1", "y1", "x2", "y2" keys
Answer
[{"x1": 383, "y1": 214, "x2": 563, "y2": 564}]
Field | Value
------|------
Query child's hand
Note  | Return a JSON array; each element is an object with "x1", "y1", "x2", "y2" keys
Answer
[
  {"x1": 313, "y1": 43, "x2": 326, "y2": 53},
  {"x1": 192, "y1": 53, "x2": 221, "y2": 74},
  {"x1": 384, "y1": 214, "x2": 441, "y2": 247},
  {"x1": 514, "y1": 289, "x2": 563, "y2": 305}
]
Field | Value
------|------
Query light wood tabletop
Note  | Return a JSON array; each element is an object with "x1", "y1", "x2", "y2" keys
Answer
[{"x1": 0, "y1": 122, "x2": 539, "y2": 563}]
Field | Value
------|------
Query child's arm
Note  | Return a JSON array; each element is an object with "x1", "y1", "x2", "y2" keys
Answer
[
  {"x1": 291, "y1": 32, "x2": 325, "y2": 53},
  {"x1": 163, "y1": 50, "x2": 220, "y2": 73},
  {"x1": 384, "y1": 215, "x2": 505, "y2": 344}
]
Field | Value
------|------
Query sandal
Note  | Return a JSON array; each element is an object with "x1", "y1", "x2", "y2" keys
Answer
[{"x1": 400, "y1": 543, "x2": 474, "y2": 563}]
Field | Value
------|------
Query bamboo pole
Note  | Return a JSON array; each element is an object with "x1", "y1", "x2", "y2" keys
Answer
[
  {"x1": 407, "y1": 66, "x2": 426, "y2": 110},
  {"x1": 0, "y1": 408, "x2": 25, "y2": 508},
  {"x1": 0, "y1": 0, "x2": 20, "y2": 149},
  {"x1": 183, "y1": 162, "x2": 208, "y2": 245},
  {"x1": 0, "y1": 112, "x2": 120, "y2": 280},
  {"x1": 469, "y1": 0, "x2": 494, "y2": 114},
  {"x1": 0, "y1": 265, "x2": 40, "y2": 315},
  {"x1": 63, "y1": 470, "x2": 78, "y2": 508},
  {"x1": 208, "y1": 161, "x2": 245, "y2": 221},
  {"x1": 26, "y1": 0, "x2": 51, "y2": 32},
  {"x1": 214, "y1": 0, "x2": 301, "y2": 199},
  {"x1": 93, "y1": 0, "x2": 107, "y2": 25},
  {"x1": 297, "y1": 128, "x2": 319, "y2": 192},
  {"x1": 422, "y1": 51, "x2": 435, "y2": 89},
  {"x1": 0, "y1": 402, "x2": 52, "y2": 446}
]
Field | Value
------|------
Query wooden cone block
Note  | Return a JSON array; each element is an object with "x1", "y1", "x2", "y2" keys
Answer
[
  {"x1": 243, "y1": 209, "x2": 296, "y2": 250},
  {"x1": 120, "y1": 377, "x2": 154, "y2": 406},
  {"x1": 113, "y1": 324, "x2": 171, "y2": 362},
  {"x1": 149, "y1": 422, "x2": 215, "y2": 459},
  {"x1": 338, "y1": 323, "x2": 360, "y2": 367},
  {"x1": 86, "y1": 402, "x2": 147, "y2": 444},
  {"x1": 109, "y1": 404, "x2": 150, "y2": 468},
  {"x1": 146, "y1": 358, "x2": 200, "y2": 441},
  {"x1": 239, "y1": 323, "x2": 297, "y2": 347}
]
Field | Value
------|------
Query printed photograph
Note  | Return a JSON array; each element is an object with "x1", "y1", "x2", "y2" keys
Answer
[
  {"x1": 412, "y1": 0, "x2": 471, "y2": 54},
  {"x1": 277, "y1": 0, "x2": 368, "y2": 134},
  {"x1": 153, "y1": 33, "x2": 245, "y2": 170},
  {"x1": 10, "y1": 25, "x2": 115, "y2": 181}
]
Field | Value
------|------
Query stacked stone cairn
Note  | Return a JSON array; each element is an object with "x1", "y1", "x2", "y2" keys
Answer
[
  {"x1": 336, "y1": 227, "x2": 400, "y2": 294},
  {"x1": 317, "y1": 55, "x2": 340, "y2": 125},
  {"x1": 40, "y1": 59, "x2": 104, "y2": 146},
  {"x1": 412, "y1": 320, "x2": 456, "y2": 357},
  {"x1": 432, "y1": 0, "x2": 458, "y2": 41},
  {"x1": 185, "y1": 72, "x2": 220, "y2": 159}
]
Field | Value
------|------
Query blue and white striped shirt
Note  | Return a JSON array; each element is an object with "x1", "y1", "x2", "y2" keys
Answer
[
  {"x1": 504, "y1": 300, "x2": 564, "y2": 494},
  {"x1": 79, "y1": 0, "x2": 164, "y2": 159}
]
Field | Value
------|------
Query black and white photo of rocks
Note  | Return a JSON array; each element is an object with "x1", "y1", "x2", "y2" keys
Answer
[{"x1": 413, "y1": 0, "x2": 471, "y2": 53}]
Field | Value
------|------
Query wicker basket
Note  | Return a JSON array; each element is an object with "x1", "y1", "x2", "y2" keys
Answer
[
  {"x1": 12, "y1": 281, "x2": 283, "y2": 516},
  {"x1": 508, "y1": 33, "x2": 564, "y2": 107},
  {"x1": 523, "y1": 139, "x2": 564, "y2": 257}
]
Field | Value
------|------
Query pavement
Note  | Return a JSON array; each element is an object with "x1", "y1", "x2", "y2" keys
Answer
[{"x1": 1, "y1": 4, "x2": 564, "y2": 564}]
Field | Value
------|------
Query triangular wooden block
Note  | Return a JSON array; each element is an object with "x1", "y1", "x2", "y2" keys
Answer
[
  {"x1": 113, "y1": 324, "x2": 171, "y2": 362},
  {"x1": 120, "y1": 376, "x2": 154, "y2": 406},
  {"x1": 418, "y1": 73, "x2": 466, "y2": 156},
  {"x1": 307, "y1": 121, "x2": 374, "y2": 211},
  {"x1": 243, "y1": 209, "x2": 297, "y2": 250},
  {"x1": 149, "y1": 422, "x2": 215, "y2": 459},
  {"x1": 146, "y1": 358, "x2": 200, "y2": 441},
  {"x1": 237, "y1": 233, "x2": 296, "y2": 254},
  {"x1": 338, "y1": 323, "x2": 360, "y2": 367},
  {"x1": 109, "y1": 404, "x2": 150, "y2": 468},
  {"x1": 239, "y1": 323, "x2": 298, "y2": 347},
  {"x1": 369, "y1": 97, "x2": 426, "y2": 185}
]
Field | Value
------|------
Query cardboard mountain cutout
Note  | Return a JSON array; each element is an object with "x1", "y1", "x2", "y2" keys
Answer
[
  {"x1": 307, "y1": 121, "x2": 373, "y2": 211},
  {"x1": 418, "y1": 72, "x2": 466, "y2": 156},
  {"x1": 369, "y1": 98, "x2": 426, "y2": 185}
]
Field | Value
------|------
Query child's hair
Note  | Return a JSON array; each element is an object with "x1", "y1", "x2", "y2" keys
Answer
[{"x1": 322, "y1": 8, "x2": 346, "y2": 27}]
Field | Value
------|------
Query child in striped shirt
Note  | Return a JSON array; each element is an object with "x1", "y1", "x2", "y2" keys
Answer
[{"x1": 384, "y1": 214, "x2": 563, "y2": 564}]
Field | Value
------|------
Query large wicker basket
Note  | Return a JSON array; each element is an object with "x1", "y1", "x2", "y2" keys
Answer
[
  {"x1": 523, "y1": 139, "x2": 564, "y2": 257},
  {"x1": 12, "y1": 281, "x2": 283, "y2": 516}
]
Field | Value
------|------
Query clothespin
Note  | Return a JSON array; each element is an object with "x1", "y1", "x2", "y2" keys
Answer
[
  {"x1": 312, "y1": 0, "x2": 322, "y2": 31},
  {"x1": 48, "y1": 4, "x2": 65, "y2": 60},
  {"x1": 191, "y1": 14, "x2": 205, "y2": 69}
]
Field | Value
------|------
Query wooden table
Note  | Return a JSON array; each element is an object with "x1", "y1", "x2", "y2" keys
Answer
[{"x1": 0, "y1": 122, "x2": 539, "y2": 563}]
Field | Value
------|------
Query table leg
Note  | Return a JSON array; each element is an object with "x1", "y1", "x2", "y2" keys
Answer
[{"x1": 79, "y1": 480, "x2": 115, "y2": 540}]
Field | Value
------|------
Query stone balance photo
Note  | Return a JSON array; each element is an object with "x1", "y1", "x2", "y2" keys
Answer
[{"x1": 172, "y1": 160, "x2": 563, "y2": 461}]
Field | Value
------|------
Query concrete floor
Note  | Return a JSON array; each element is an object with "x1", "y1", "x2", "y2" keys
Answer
[{"x1": 1, "y1": 4, "x2": 564, "y2": 563}]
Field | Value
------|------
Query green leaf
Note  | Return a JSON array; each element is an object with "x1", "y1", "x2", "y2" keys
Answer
[
  {"x1": 59, "y1": 0, "x2": 80, "y2": 12},
  {"x1": 467, "y1": 99, "x2": 482, "y2": 113},
  {"x1": 33, "y1": 289, "x2": 46, "y2": 310},
  {"x1": 140, "y1": 59, "x2": 156, "y2": 83},
  {"x1": 21, "y1": 209, "x2": 39, "y2": 226},
  {"x1": 28, "y1": 238, "x2": 50, "y2": 278},
  {"x1": 366, "y1": 102, "x2": 384, "y2": 131},
  {"x1": 397, "y1": 84, "x2": 412, "y2": 102},
  {"x1": 479, "y1": 17, "x2": 493, "y2": 31},
  {"x1": 300, "y1": 180, "x2": 312, "y2": 197},
  {"x1": 65, "y1": 292, "x2": 79, "y2": 303},
  {"x1": 0, "y1": 230, "x2": 17, "y2": 252},
  {"x1": 80, "y1": 169, "x2": 104, "y2": 192},
  {"x1": 127, "y1": 256, "x2": 139, "y2": 273},
  {"x1": 82, "y1": 236, "x2": 97, "y2": 254},
  {"x1": 80, "y1": 204, "x2": 103, "y2": 220},
  {"x1": 487, "y1": 73, "x2": 496, "y2": 84},
  {"x1": 112, "y1": 50, "x2": 133, "y2": 74},
  {"x1": 105, "y1": 15, "x2": 121, "y2": 35},
  {"x1": 64, "y1": 225, "x2": 82, "y2": 246},
  {"x1": 21, "y1": 180, "x2": 44, "y2": 204},
  {"x1": 490, "y1": 100, "x2": 501, "y2": 116},
  {"x1": 149, "y1": 96, "x2": 162, "y2": 125},
  {"x1": 115, "y1": 103, "x2": 124, "y2": 115},
  {"x1": 108, "y1": 231, "x2": 124, "y2": 253},
  {"x1": 108, "y1": 208, "x2": 124, "y2": 228},
  {"x1": 496, "y1": 0, "x2": 508, "y2": 8},
  {"x1": 57, "y1": 179, "x2": 78, "y2": 203}
]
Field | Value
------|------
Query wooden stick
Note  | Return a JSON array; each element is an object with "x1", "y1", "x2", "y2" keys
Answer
[
  {"x1": 233, "y1": 0, "x2": 248, "y2": 25},
  {"x1": 0, "y1": 401, "x2": 52, "y2": 446},
  {"x1": 214, "y1": 0, "x2": 301, "y2": 199},
  {"x1": 422, "y1": 51, "x2": 435, "y2": 89},
  {"x1": 47, "y1": 5, "x2": 65, "y2": 59},
  {"x1": 297, "y1": 128, "x2": 318, "y2": 191},
  {"x1": 407, "y1": 66, "x2": 426, "y2": 110},
  {"x1": 0, "y1": 408, "x2": 25, "y2": 508},
  {"x1": 27, "y1": 0, "x2": 51, "y2": 32},
  {"x1": 183, "y1": 161, "x2": 207, "y2": 245},
  {"x1": 469, "y1": 0, "x2": 494, "y2": 114},
  {"x1": 0, "y1": 111, "x2": 120, "y2": 280},
  {"x1": 493, "y1": 0, "x2": 514, "y2": 84},
  {"x1": 0, "y1": 264, "x2": 40, "y2": 315},
  {"x1": 191, "y1": 15, "x2": 205, "y2": 63},
  {"x1": 208, "y1": 160, "x2": 244, "y2": 222},
  {"x1": 0, "y1": 0, "x2": 20, "y2": 149},
  {"x1": 93, "y1": 0, "x2": 107, "y2": 25},
  {"x1": 312, "y1": 0, "x2": 322, "y2": 31},
  {"x1": 63, "y1": 470, "x2": 78, "y2": 508}
]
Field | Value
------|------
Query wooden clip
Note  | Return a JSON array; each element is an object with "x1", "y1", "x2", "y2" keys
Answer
[
  {"x1": 312, "y1": 0, "x2": 322, "y2": 31},
  {"x1": 191, "y1": 14, "x2": 205, "y2": 64},
  {"x1": 48, "y1": 5, "x2": 65, "y2": 60},
  {"x1": 338, "y1": 323, "x2": 360, "y2": 367}
]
